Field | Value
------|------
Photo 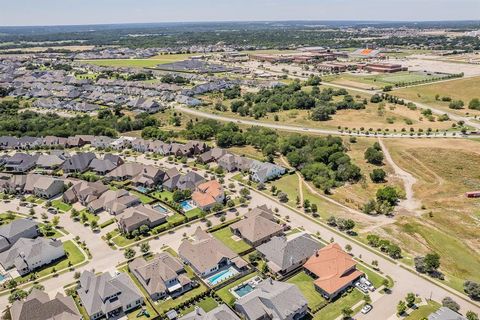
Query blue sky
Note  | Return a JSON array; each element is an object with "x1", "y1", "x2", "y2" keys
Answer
[{"x1": 1, "y1": 0, "x2": 479, "y2": 26}]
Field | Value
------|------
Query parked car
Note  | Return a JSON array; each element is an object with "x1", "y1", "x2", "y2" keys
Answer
[
  {"x1": 47, "y1": 207, "x2": 58, "y2": 214},
  {"x1": 361, "y1": 304, "x2": 372, "y2": 314},
  {"x1": 360, "y1": 277, "x2": 375, "y2": 291},
  {"x1": 355, "y1": 281, "x2": 369, "y2": 293}
]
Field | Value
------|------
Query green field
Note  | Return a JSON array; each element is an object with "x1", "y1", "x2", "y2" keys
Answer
[
  {"x1": 287, "y1": 271, "x2": 327, "y2": 312},
  {"x1": 212, "y1": 227, "x2": 251, "y2": 254},
  {"x1": 79, "y1": 53, "x2": 194, "y2": 68}
]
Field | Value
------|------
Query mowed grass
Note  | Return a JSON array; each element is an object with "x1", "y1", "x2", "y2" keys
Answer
[
  {"x1": 395, "y1": 76, "x2": 480, "y2": 116},
  {"x1": 287, "y1": 271, "x2": 327, "y2": 311},
  {"x1": 404, "y1": 300, "x2": 441, "y2": 320},
  {"x1": 79, "y1": 53, "x2": 194, "y2": 68},
  {"x1": 313, "y1": 289, "x2": 363, "y2": 320},
  {"x1": 211, "y1": 226, "x2": 251, "y2": 254}
]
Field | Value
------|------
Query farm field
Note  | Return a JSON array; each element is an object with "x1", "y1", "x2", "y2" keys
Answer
[
  {"x1": 78, "y1": 53, "x2": 194, "y2": 68},
  {"x1": 394, "y1": 76, "x2": 480, "y2": 117},
  {"x1": 366, "y1": 138, "x2": 480, "y2": 293}
]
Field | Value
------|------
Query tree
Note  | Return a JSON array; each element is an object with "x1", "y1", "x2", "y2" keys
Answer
[
  {"x1": 140, "y1": 242, "x2": 150, "y2": 254},
  {"x1": 124, "y1": 248, "x2": 136, "y2": 260},
  {"x1": 240, "y1": 187, "x2": 250, "y2": 198},
  {"x1": 364, "y1": 294, "x2": 372, "y2": 304},
  {"x1": 345, "y1": 244, "x2": 352, "y2": 253},
  {"x1": 277, "y1": 192, "x2": 288, "y2": 203},
  {"x1": 364, "y1": 147, "x2": 384, "y2": 165},
  {"x1": 424, "y1": 252, "x2": 441, "y2": 273},
  {"x1": 342, "y1": 307, "x2": 353, "y2": 319},
  {"x1": 449, "y1": 100, "x2": 465, "y2": 109},
  {"x1": 8, "y1": 289, "x2": 28, "y2": 303},
  {"x1": 52, "y1": 216, "x2": 60, "y2": 227},
  {"x1": 405, "y1": 293, "x2": 416, "y2": 307},
  {"x1": 376, "y1": 186, "x2": 399, "y2": 206},
  {"x1": 370, "y1": 168, "x2": 386, "y2": 183},
  {"x1": 211, "y1": 203, "x2": 224, "y2": 213},
  {"x1": 442, "y1": 297, "x2": 460, "y2": 312},
  {"x1": 468, "y1": 98, "x2": 480, "y2": 110},
  {"x1": 387, "y1": 244, "x2": 402, "y2": 259},
  {"x1": 466, "y1": 311, "x2": 479, "y2": 320},
  {"x1": 6, "y1": 279, "x2": 17, "y2": 289},
  {"x1": 464, "y1": 280, "x2": 480, "y2": 300},
  {"x1": 90, "y1": 220, "x2": 98, "y2": 230},
  {"x1": 397, "y1": 300, "x2": 407, "y2": 315}
]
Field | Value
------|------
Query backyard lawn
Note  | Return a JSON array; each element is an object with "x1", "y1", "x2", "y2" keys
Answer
[
  {"x1": 184, "y1": 207, "x2": 203, "y2": 219},
  {"x1": 130, "y1": 191, "x2": 155, "y2": 204},
  {"x1": 178, "y1": 297, "x2": 218, "y2": 317},
  {"x1": 215, "y1": 272, "x2": 258, "y2": 306},
  {"x1": 156, "y1": 282, "x2": 209, "y2": 314},
  {"x1": 167, "y1": 213, "x2": 186, "y2": 225},
  {"x1": 287, "y1": 271, "x2": 327, "y2": 312},
  {"x1": 152, "y1": 190, "x2": 174, "y2": 202},
  {"x1": 212, "y1": 227, "x2": 251, "y2": 254}
]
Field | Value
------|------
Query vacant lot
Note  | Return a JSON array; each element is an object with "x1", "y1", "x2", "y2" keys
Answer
[
  {"x1": 395, "y1": 76, "x2": 480, "y2": 116},
  {"x1": 368, "y1": 138, "x2": 480, "y2": 292},
  {"x1": 79, "y1": 53, "x2": 194, "y2": 68}
]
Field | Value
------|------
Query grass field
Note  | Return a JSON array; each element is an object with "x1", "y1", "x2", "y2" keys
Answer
[
  {"x1": 79, "y1": 53, "x2": 194, "y2": 68},
  {"x1": 326, "y1": 72, "x2": 443, "y2": 90},
  {"x1": 287, "y1": 271, "x2": 327, "y2": 311},
  {"x1": 370, "y1": 138, "x2": 480, "y2": 293},
  {"x1": 404, "y1": 300, "x2": 441, "y2": 320},
  {"x1": 313, "y1": 289, "x2": 364, "y2": 319},
  {"x1": 395, "y1": 76, "x2": 480, "y2": 116},
  {"x1": 212, "y1": 226, "x2": 251, "y2": 254}
]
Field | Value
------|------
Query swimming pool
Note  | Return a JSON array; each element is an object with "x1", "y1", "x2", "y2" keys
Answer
[
  {"x1": 180, "y1": 200, "x2": 196, "y2": 212},
  {"x1": 207, "y1": 266, "x2": 238, "y2": 286},
  {"x1": 153, "y1": 204, "x2": 169, "y2": 214},
  {"x1": 135, "y1": 186, "x2": 149, "y2": 194},
  {"x1": 234, "y1": 283, "x2": 254, "y2": 297}
]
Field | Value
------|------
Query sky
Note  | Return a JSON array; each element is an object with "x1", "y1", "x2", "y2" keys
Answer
[{"x1": 1, "y1": 0, "x2": 479, "y2": 26}]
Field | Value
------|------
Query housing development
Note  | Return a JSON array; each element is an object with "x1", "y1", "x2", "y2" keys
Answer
[{"x1": 0, "y1": 4, "x2": 479, "y2": 320}]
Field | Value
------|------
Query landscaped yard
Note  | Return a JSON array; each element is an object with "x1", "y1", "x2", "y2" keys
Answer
[
  {"x1": 212, "y1": 227, "x2": 251, "y2": 254},
  {"x1": 176, "y1": 297, "x2": 218, "y2": 317},
  {"x1": 167, "y1": 213, "x2": 186, "y2": 225},
  {"x1": 130, "y1": 191, "x2": 155, "y2": 204},
  {"x1": 356, "y1": 263, "x2": 387, "y2": 288},
  {"x1": 404, "y1": 300, "x2": 441, "y2": 320},
  {"x1": 184, "y1": 207, "x2": 203, "y2": 220},
  {"x1": 215, "y1": 272, "x2": 258, "y2": 306},
  {"x1": 26, "y1": 195, "x2": 44, "y2": 204},
  {"x1": 151, "y1": 190, "x2": 174, "y2": 202},
  {"x1": 313, "y1": 289, "x2": 364, "y2": 319},
  {"x1": 52, "y1": 200, "x2": 72, "y2": 212},
  {"x1": 156, "y1": 282, "x2": 209, "y2": 314},
  {"x1": 287, "y1": 271, "x2": 327, "y2": 312}
]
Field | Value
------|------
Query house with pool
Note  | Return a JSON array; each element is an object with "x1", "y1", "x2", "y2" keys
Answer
[{"x1": 178, "y1": 227, "x2": 248, "y2": 286}]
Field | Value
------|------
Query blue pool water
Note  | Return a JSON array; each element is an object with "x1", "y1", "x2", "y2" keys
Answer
[
  {"x1": 180, "y1": 200, "x2": 195, "y2": 212},
  {"x1": 234, "y1": 284, "x2": 254, "y2": 297},
  {"x1": 207, "y1": 267, "x2": 238, "y2": 285},
  {"x1": 136, "y1": 186, "x2": 149, "y2": 194},
  {"x1": 153, "y1": 204, "x2": 168, "y2": 213},
  {"x1": 0, "y1": 274, "x2": 5, "y2": 281}
]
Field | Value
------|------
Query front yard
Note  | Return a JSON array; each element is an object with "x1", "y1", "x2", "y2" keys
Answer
[
  {"x1": 52, "y1": 199, "x2": 72, "y2": 212},
  {"x1": 211, "y1": 227, "x2": 251, "y2": 254},
  {"x1": 313, "y1": 289, "x2": 364, "y2": 319}
]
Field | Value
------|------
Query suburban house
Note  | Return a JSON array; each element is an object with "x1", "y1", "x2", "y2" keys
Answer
[
  {"x1": 62, "y1": 152, "x2": 96, "y2": 173},
  {"x1": 234, "y1": 278, "x2": 308, "y2": 320},
  {"x1": 0, "y1": 219, "x2": 39, "y2": 253},
  {"x1": 176, "y1": 171, "x2": 206, "y2": 191},
  {"x1": 230, "y1": 206, "x2": 284, "y2": 247},
  {"x1": 162, "y1": 168, "x2": 182, "y2": 191},
  {"x1": 185, "y1": 140, "x2": 209, "y2": 155},
  {"x1": 77, "y1": 270, "x2": 144, "y2": 320},
  {"x1": 257, "y1": 233, "x2": 323, "y2": 276},
  {"x1": 92, "y1": 136, "x2": 115, "y2": 149},
  {"x1": 180, "y1": 304, "x2": 240, "y2": 320},
  {"x1": 35, "y1": 154, "x2": 65, "y2": 170},
  {"x1": 116, "y1": 205, "x2": 167, "y2": 233},
  {"x1": 197, "y1": 147, "x2": 227, "y2": 164},
  {"x1": 129, "y1": 252, "x2": 192, "y2": 301},
  {"x1": 427, "y1": 307, "x2": 467, "y2": 320},
  {"x1": 10, "y1": 289, "x2": 82, "y2": 320},
  {"x1": 4, "y1": 153, "x2": 38, "y2": 173},
  {"x1": 249, "y1": 160, "x2": 286, "y2": 183},
  {"x1": 131, "y1": 138, "x2": 150, "y2": 153},
  {"x1": 87, "y1": 189, "x2": 140, "y2": 215},
  {"x1": 178, "y1": 227, "x2": 248, "y2": 278},
  {"x1": 66, "y1": 135, "x2": 91, "y2": 148},
  {"x1": 106, "y1": 163, "x2": 144, "y2": 181},
  {"x1": 43, "y1": 136, "x2": 67, "y2": 148},
  {"x1": 63, "y1": 180, "x2": 109, "y2": 205},
  {"x1": 88, "y1": 154, "x2": 123, "y2": 175},
  {"x1": 191, "y1": 180, "x2": 224, "y2": 210},
  {"x1": 130, "y1": 165, "x2": 165, "y2": 189},
  {"x1": 25, "y1": 175, "x2": 65, "y2": 199},
  {"x1": 304, "y1": 243, "x2": 364, "y2": 300},
  {"x1": 0, "y1": 237, "x2": 65, "y2": 276}
]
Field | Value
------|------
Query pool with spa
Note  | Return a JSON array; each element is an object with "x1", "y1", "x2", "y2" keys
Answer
[{"x1": 180, "y1": 200, "x2": 196, "y2": 212}]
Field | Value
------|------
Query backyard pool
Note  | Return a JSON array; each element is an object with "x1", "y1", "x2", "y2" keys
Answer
[
  {"x1": 153, "y1": 204, "x2": 169, "y2": 214},
  {"x1": 135, "y1": 186, "x2": 149, "y2": 194},
  {"x1": 180, "y1": 200, "x2": 196, "y2": 212},
  {"x1": 234, "y1": 283, "x2": 254, "y2": 297},
  {"x1": 206, "y1": 266, "x2": 239, "y2": 286}
]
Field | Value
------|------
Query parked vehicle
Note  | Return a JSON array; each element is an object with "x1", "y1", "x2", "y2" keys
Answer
[{"x1": 361, "y1": 304, "x2": 373, "y2": 314}]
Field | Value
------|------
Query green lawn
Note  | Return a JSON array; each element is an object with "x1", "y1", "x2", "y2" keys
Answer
[
  {"x1": 79, "y1": 54, "x2": 194, "y2": 68},
  {"x1": 26, "y1": 195, "x2": 44, "y2": 204},
  {"x1": 167, "y1": 213, "x2": 186, "y2": 225},
  {"x1": 39, "y1": 224, "x2": 63, "y2": 238},
  {"x1": 269, "y1": 173, "x2": 300, "y2": 207},
  {"x1": 216, "y1": 272, "x2": 258, "y2": 306},
  {"x1": 356, "y1": 264, "x2": 387, "y2": 288},
  {"x1": 151, "y1": 190, "x2": 174, "y2": 202},
  {"x1": 111, "y1": 234, "x2": 135, "y2": 247},
  {"x1": 79, "y1": 209, "x2": 99, "y2": 224},
  {"x1": 313, "y1": 289, "x2": 364, "y2": 320},
  {"x1": 52, "y1": 200, "x2": 72, "y2": 212},
  {"x1": 130, "y1": 191, "x2": 155, "y2": 204},
  {"x1": 212, "y1": 227, "x2": 251, "y2": 254},
  {"x1": 185, "y1": 207, "x2": 203, "y2": 219},
  {"x1": 179, "y1": 297, "x2": 218, "y2": 316},
  {"x1": 0, "y1": 212, "x2": 20, "y2": 224},
  {"x1": 156, "y1": 282, "x2": 209, "y2": 314},
  {"x1": 405, "y1": 300, "x2": 441, "y2": 320},
  {"x1": 287, "y1": 271, "x2": 327, "y2": 312},
  {"x1": 16, "y1": 240, "x2": 85, "y2": 281}
]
